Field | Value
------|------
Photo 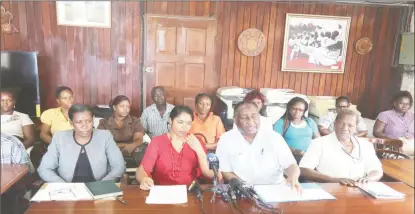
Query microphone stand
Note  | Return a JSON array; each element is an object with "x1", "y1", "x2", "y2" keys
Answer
[{"x1": 209, "y1": 175, "x2": 219, "y2": 203}]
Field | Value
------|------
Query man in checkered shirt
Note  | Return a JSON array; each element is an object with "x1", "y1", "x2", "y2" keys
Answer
[{"x1": 1, "y1": 133, "x2": 31, "y2": 166}]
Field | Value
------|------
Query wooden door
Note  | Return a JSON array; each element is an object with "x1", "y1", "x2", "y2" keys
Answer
[{"x1": 143, "y1": 15, "x2": 217, "y2": 111}]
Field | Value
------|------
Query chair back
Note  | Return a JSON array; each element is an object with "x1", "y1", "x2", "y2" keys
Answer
[
  {"x1": 376, "y1": 149, "x2": 410, "y2": 159},
  {"x1": 362, "y1": 137, "x2": 403, "y2": 152}
]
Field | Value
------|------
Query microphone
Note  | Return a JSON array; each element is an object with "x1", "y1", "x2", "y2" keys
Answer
[
  {"x1": 229, "y1": 178, "x2": 253, "y2": 200},
  {"x1": 206, "y1": 153, "x2": 219, "y2": 179},
  {"x1": 188, "y1": 180, "x2": 203, "y2": 201}
]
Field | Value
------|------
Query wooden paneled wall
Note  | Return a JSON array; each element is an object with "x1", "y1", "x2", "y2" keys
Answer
[
  {"x1": 215, "y1": 2, "x2": 404, "y2": 119},
  {"x1": 0, "y1": 1, "x2": 143, "y2": 115},
  {"x1": 0, "y1": 1, "x2": 407, "y2": 118}
]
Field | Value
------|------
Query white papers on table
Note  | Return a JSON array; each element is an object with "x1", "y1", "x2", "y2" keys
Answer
[
  {"x1": 145, "y1": 185, "x2": 188, "y2": 204},
  {"x1": 358, "y1": 182, "x2": 406, "y2": 199},
  {"x1": 30, "y1": 183, "x2": 93, "y2": 201},
  {"x1": 253, "y1": 183, "x2": 336, "y2": 203}
]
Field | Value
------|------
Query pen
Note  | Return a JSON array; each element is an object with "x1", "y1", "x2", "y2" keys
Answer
[{"x1": 116, "y1": 196, "x2": 128, "y2": 205}]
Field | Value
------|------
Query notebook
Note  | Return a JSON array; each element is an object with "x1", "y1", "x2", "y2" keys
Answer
[
  {"x1": 358, "y1": 182, "x2": 406, "y2": 199},
  {"x1": 85, "y1": 180, "x2": 123, "y2": 200}
]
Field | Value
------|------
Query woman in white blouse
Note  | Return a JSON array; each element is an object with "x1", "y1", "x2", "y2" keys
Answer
[{"x1": 1, "y1": 91, "x2": 35, "y2": 148}]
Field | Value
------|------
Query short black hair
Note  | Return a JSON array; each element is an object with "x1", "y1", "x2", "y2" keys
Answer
[
  {"x1": 195, "y1": 93, "x2": 213, "y2": 104},
  {"x1": 233, "y1": 101, "x2": 259, "y2": 118},
  {"x1": 68, "y1": 104, "x2": 94, "y2": 121},
  {"x1": 56, "y1": 86, "x2": 73, "y2": 98},
  {"x1": 336, "y1": 96, "x2": 350, "y2": 106},
  {"x1": 169, "y1": 105, "x2": 194, "y2": 121},
  {"x1": 392, "y1": 91, "x2": 413, "y2": 105},
  {"x1": 0, "y1": 90, "x2": 15, "y2": 100},
  {"x1": 151, "y1": 86, "x2": 165, "y2": 97}
]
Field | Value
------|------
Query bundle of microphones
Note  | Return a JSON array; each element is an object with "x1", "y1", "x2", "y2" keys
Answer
[{"x1": 188, "y1": 153, "x2": 283, "y2": 214}]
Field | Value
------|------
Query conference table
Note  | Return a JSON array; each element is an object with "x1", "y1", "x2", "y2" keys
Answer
[
  {"x1": 26, "y1": 182, "x2": 414, "y2": 214},
  {"x1": 381, "y1": 159, "x2": 414, "y2": 188},
  {"x1": 1, "y1": 164, "x2": 29, "y2": 194}
]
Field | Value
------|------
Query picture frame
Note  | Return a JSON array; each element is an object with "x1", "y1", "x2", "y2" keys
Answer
[
  {"x1": 281, "y1": 13, "x2": 351, "y2": 73},
  {"x1": 56, "y1": 1, "x2": 111, "y2": 28}
]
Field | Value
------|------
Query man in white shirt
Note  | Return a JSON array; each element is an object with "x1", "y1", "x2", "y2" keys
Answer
[
  {"x1": 318, "y1": 96, "x2": 368, "y2": 137},
  {"x1": 216, "y1": 101, "x2": 301, "y2": 192},
  {"x1": 300, "y1": 109, "x2": 383, "y2": 186}
]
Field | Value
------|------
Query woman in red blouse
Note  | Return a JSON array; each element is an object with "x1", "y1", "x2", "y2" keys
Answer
[{"x1": 136, "y1": 105, "x2": 220, "y2": 190}]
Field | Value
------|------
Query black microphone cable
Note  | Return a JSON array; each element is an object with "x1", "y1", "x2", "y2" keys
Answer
[
  {"x1": 218, "y1": 183, "x2": 238, "y2": 214},
  {"x1": 246, "y1": 187, "x2": 283, "y2": 214}
]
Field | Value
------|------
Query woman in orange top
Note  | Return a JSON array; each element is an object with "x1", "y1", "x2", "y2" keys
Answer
[{"x1": 190, "y1": 93, "x2": 225, "y2": 151}]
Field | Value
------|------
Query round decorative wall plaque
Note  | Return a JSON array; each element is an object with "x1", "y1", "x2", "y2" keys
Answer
[
  {"x1": 355, "y1": 37, "x2": 373, "y2": 55},
  {"x1": 237, "y1": 28, "x2": 266, "y2": 57}
]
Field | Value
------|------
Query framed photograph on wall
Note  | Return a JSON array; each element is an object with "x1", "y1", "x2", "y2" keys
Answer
[
  {"x1": 56, "y1": 1, "x2": 111, "y2": 28},
  {"x1": 281, "y1": 13, "x2": 351, "y2": 73}
]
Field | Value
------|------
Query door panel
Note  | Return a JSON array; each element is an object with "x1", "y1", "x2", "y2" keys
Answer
[{"x1": 144, "y1": 15, "x2": 217, "y2": 112}]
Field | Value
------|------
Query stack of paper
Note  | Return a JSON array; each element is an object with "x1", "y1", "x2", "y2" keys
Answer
[
  {"x1": 145, "y1": 185, "x2": 188, "y2": 204},
  {"x1": 358, "y1": 182, "x2": 406, "y2": 199},
  {"x1": 253, "y1": 183, "x2": 336, "y2": 203}
]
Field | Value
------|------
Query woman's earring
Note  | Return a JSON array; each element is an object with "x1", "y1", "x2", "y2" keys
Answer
[{"x1": 168, "y1": 123, "x2": 171, "y2": 129}]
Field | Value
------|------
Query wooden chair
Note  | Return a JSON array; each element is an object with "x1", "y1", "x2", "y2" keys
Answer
[
  {"x1": 362, "y1": 137, "x2": 403, "y2": 152},
  {"x1": 376, "y1": 149, "x2": 410, "y2": 159}
]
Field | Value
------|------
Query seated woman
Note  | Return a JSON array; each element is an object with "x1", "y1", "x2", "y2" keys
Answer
[
  {"x1": 98, "y1": 95, "x2": 144, "y2": 155},
  {"x1": 234, "y1": 90, "x2": 273, "y2": 130},
  {"x1": 273, "y1": 97, "x2": 320, "y2": 159},
  {"x1": 136, "y1": 106, "x2": 220, "y2": 190},
  {"x1": 374, "y1": 91, "x2": 414, "y2": 140},
  {"x1": 38, "y1": 104, "x2": 125, "y2": 183},
  {"x1": 1, "y1": 91, "x2": 35, "y2": 148},
  {"x1": 40, "y1": 86, "x2": 75, "y2": 144},
  {"x1": 189, "y1": 93, "x2": 225, "y2": 150}
]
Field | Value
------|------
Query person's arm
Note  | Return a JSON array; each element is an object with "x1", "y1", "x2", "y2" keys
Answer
[
  {"x1": 37, "y1": 135, "x2": 65, "y2": 182},
  {"x1": 309, "y1": 119, "x2": 320, "y2": 139},
  {"x1": 318, "y1": 126, "x2": 332, "y2": 136},
  {"x1": 222, "y1": 172, "x2": 240, "y2": 182},
  {"x1": 273, "y1": 119, "x2": 284, "y2": 135},
  {"x1": 215, "y1": 134, "x2": 235, "y2": 183},
  {"x1": 206, "y1": 117, "x2": 226, "y2": 150},
  {"x1": 356, "y1": 130, "x2": 368, "y2": 137},
  {"x1": 136, "y1": 137, "x2": 159, "y2": 189},
  {"x1": 373, "y1": 120, "x2": 389, "y2": 139},
  {"x1": 357, "y1": 142, "x2": 383, "y2": 183},
  {"x1": 186, "y1": 134, "x2": 216, "y2": 179},
  {"x1": 276, "y1": 135, "x2": 301, "y2": 192},
  {"x1": 101, "y1": 131, "x2": 126, "y2": 181},
  {"x1": 140, "y1": 111, "x2": 149, "y2": 134},
  {"x1": 22, "y1": 124, "x2": 35, "y2": 149},
  {"x1": 300, "y1": 167, "x2": 339, "y2": 183},
  {"x1": 318, "y1": 113, "x2": 333, "y2": 136},
  {"x1": 285, "y1": 164, "x2": 301, "y2": 193},
  {"x1": 356, "y1": 116, "x2": 368, "y2": 137},
  {"x1": 123, "y1": 119, "x2": 145, "y2": 154},
  {"x1": 40, "y1": 123, "x2": 53, "y2": 144}
]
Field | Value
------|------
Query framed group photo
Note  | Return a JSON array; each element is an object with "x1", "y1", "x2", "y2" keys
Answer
[{"x1": 281, "y1": 13, "x2": 351, "y2": 73}]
